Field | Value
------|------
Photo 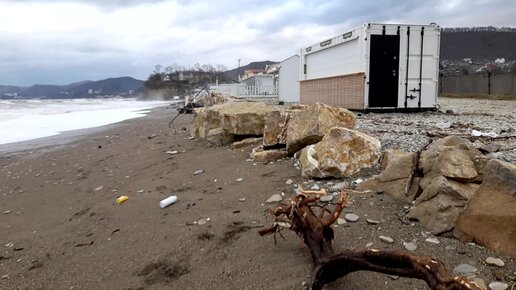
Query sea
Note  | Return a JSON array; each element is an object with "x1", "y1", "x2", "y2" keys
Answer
[{"x1": 0, "y1": 98, "x2": 172, "y2": 146}]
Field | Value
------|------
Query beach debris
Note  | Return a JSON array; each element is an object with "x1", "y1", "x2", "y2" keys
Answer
[
  {"x1": 116, "y1": 196, "x2": 129, "y2": 204},
  {"x1": 2, "y1": 210, "x2": 10, "y2": 215},
  {"x1": 159, "y1": 195, "x2": 178, "y2": 209},
  {"x1": 1, "y1": 274, "x2": 8, "y2": 280},
  {"x1": 238, "y1": 197, "x2": 246, "y2": 202},
  {"x1": 259, "y1": 189, "x2": 482, "y2": 290},
  {"x1": 94, "y1": 186, "x2": 103, "y2": 191},
  {"x1": 193, "y1": 170, "x2": 204, "y2": 175},
  {"x1": 485, "y1": 257, "x2": 505, "y2": 267},
  {"x1": 471, "y1": 129, "x2": 498, "y2": 138},
  {"x1": 435, "y1": 122, "x2": 452, "y2": 129},
  {"x1": 366, "y1": 219, "x2": 380, "y2": 225},
  {"x1": 266, "y1": 194, "x2": 283, "y2": 204},
  {"x1": 285, "y1": 179, "x2": 293, "y2": 185},
  {"x1": 166, "y1": 150, "x2": 178, "y2": 155},
  {"x1": 352, "y1": 178, "x2": 364, "y2": 186},
  {"x1": 236, "y1": 178, "x2": 244, "y2": 182},
  {"x1": 197, "y1": 218, "x2": 210, "y2": 225},
  {"x1": 425, "y1": 237, "x2": 440, "y2": 244},
  {"x1": 74, "y1": 241, "x2": 94, "y2": 247}
]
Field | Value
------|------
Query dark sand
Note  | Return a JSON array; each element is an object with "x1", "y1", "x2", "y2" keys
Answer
[{"x1": 1, "y1": 106, "x2": 514, "y2": 290}]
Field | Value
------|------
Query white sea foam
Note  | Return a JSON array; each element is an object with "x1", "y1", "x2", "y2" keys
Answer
[{"x1": 0, "y1": 98, "x2": 170, "y2": 145}]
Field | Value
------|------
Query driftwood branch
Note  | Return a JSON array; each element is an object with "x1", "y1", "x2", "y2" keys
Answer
[{"x1": 259, "y1": 187, "x2": 484, "y2": 290}]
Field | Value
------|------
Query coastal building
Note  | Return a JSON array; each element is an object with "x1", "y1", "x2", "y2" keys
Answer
[
  {"x1": 299, "y1": 23, "x2": 441, "y2": 110},
  {"x1": 278, "y1": 55, "x2": 300, "y2": 103}
]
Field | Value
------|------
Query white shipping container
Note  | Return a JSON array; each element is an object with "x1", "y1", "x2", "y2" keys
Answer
[{"x1": 300, "y1": 23, "x2": 441, "y2": 110}]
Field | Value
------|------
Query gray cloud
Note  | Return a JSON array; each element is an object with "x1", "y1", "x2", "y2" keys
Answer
[{"x1": 0, "y1": 0, "x2": 515, "y2": 86}]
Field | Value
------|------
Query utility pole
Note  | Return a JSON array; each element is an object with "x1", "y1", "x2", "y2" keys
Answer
[{"x1": 238, "y1": 59, "x2": 241, "y2": 82}]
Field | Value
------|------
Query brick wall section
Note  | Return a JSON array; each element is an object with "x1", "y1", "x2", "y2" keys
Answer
[{"x1": 300, "y1": 73, "x2": 365, "y2": 110}]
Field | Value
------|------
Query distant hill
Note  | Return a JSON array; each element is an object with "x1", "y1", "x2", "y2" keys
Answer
[
  {"x1": 1, "y1": 77, "x2": 143, "y2": 99},
  {"x1": 441, "y1": 28, "x2": 516, "y2": 61},
  {"x1": 224, "y1": 61, "x2": 278, "y2": 82}
]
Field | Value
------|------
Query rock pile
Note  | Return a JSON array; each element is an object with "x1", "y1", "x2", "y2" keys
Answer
[{"x1": 194, "y1": 100, "x2": 380, "y2": 177}]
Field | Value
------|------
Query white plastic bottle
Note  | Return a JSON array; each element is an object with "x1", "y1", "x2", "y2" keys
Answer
[{"x1": 159, "y1": 195, "x2": 178, "y2": 208}]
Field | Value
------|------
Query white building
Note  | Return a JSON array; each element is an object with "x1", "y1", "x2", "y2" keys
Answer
[
  {"x1": 278, "y1": 55, "x2": 300, "y2": 103},
  {"x1": 300, "y1": 23, "x2": 441, "y2": 110}
]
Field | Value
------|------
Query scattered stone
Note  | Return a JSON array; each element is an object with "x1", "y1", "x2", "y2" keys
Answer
[
  {"x1": 453, "y1": 263, "x2": 478, "y2": 275},
  {"x1": 366, "y1": 219, "x2": 380, "y2": 225},
  {"x1": 320, "y1": 195, "x2": 333, "y2": 202},
  {"x1": 379, "y1": 236, "x2": 394, "y2": 244},
  {"x1": 403, "y1": 241, "x2": 418, "y2": 252},
  {"x1": 425, "y1": 237, "x2": 440, "y2": 244},
  {"x1": 231, "y1": 137, "x2": 263, "y2": 149},
  {"x1": 2, "y1": 210, "x2": 10, "y2": 215},
  {"x1": 388, "y1": 275, "x2": 400, "y2": 280},
  {"x1": 344, "y1": 213, "x2": 359, "y2": 222},
  {"x1": 94, "y1": 186, "x2": 103, "y2": 191},
  {"x1": 337, "y1": 218, "x2": 347, "y2": 225},
  {"x1": 236, "y1": 178, "x2": 244, "y2": 182},
  {"x1": 166, "y1": 150, "x2": 178, "y2": 155},
  {"x1": 485, "y1": 257, "x2": 505, "y2": 267},
  {"x1": 239, "y1": 198, "x2": 246, "y2": 202},
  {"x1": 1, "y1": 274, "x2": 8, "y2": 280},
  {"x1": 197, "y1": 218, "x2": 210, "y2": 225},
  {"x1": 193, "y1": 170, "x2": 204, "y2": 175},
  {"x1": 488, "y1": 282, "x2": 508, "y2": 290},
  {"x1": 266, "y1": 194, "x2": 283, "y2": 203},
  {"x1": 445, "y1": 245, "x2": 457, "y2": 251},
  {"x1": 366, "y1": 242, "x2": 373, "y2": 247},
  {"x1": 285, "y1": 179, "x2": 293, "y2": 185},
  {"x1": 311, "y1": 184, "x2": 320, "y2": 190},
  {"x1": 331, "y1": 181, "x2": 348, "y2": 191},
  {"x1": 250, "y1": 146, "x2": 289, "y2": 163}
]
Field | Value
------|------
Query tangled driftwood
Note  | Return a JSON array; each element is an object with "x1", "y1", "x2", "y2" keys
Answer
[{"x1": 259, "y1": 186, "x2": 484, "y2": 290}]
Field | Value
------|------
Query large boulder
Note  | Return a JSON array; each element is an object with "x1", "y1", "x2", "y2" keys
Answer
[
  {"x1": 299, "y1": 127, "x2": 381, "y2": 178},
  {"x1": 419, "y1": 136, "x2": 482, "y2": 188},
  {"x1": 286, "y1": 103, "x2": 355, "y2": 154},
  {"x1": 407, "y1": 176, "x2": 479, "y2": 235},
  {"x1": 192, "y1": 101, "x2": 275, "y2": 145},
  {"x1": 263, "y1": 109, "x2": 296, "y2": 148},
  {"x1": 455, "y1": 159, "x2": 516, "y2": 258},
  {"x1": 356, "y1": 176, "x2": 420, "y2": 201},
  {"x1": 379, "y1": 150, "x2": 416, "y2": 182}
]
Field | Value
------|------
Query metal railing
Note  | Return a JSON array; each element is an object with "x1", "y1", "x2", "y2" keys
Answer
[{"x1": 212, "y1": 84, "x2": 278, "y2": 99}]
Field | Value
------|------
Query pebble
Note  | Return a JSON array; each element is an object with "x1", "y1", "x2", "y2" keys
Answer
[
  {"x1": 236, "y1": 178, "x2": 244, "y2": 182},
  {"x1": 485, "y1": 257, "x2": 504, "y2": 267},
  {"x1": 239, "y1": 198, "x2": 246, "y2": 202},
  {"x1": 193, "y1": 170, "x2": 204, "y2": 175},
  {"x1": 266, "y1": 194, "x2": 283, "y2": 203},
  {"x1": 488, "y1": 282, "x2": 508, "y2": 290},
  {"x1": 197, "y1": 218, "x2": 210, "y2": 225},
  {"x1": 331, "y1": 181, "x2": 348, "y2": 191},
  {"x1": 403, "y1": 242, "x2": 417, "y2": 252},
  {"x1": 166, "y1": 150, "x2": 178, "y2": 155},
  {"x1": 94, "y1": 186, "x2": 103, "y2": 191},
  {"x1": 285, "y1": 179, "x2": 293, "y2": 185},
  {"x1": 366, "y1": 242, "x2": 373, "y2": 247},
  {"x1": 453, "y1": 263, "x2": 478, "y2": 275},
  {"x1": 344, "y1": 213, "x2": 359, "y2": 222},
  {"x1": 337, "y1": 218, "x2": 347, "y2": 225},
  {"x1": 320, "y1": 195, "x2": 333, "y2": 202},
  {"x1": 379, "y1": 236, "x2": 394, "y2": 244},
  {"x1": 310, "y1": 184, "x2": 320, "y2": 190},
  {"x1": 366, "y1": 219, "x2": 380, "y2": 225},
  {"x1": 425, "y1": 237, "x2": 440, "y2": 244},
  {"x1": 2, "y1": 210, "x2": 10, "y2": 215},
  {"x1": 1, "y1": 274, "x2": 8, "y2": 280}
]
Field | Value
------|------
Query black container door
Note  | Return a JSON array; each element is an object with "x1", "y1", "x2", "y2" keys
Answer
[{"x1": 368, "y1": 34, "x2": 400, "y2": 107}]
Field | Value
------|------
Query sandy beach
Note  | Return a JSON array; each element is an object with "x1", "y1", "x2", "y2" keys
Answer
[{"x1": 1, "y1": 103, "x2": 514, "y2": 290}]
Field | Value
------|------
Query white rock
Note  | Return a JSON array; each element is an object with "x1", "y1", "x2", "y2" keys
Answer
[
  {"x1": 485, "y1": 257, "x2": 505, "y2": 267},
  {"x1": 197, "y1": 218, "x2": 209, "y2": 225},
  {"x1": 425, "y1": 237, "x2": 440, "y2": 244},
  {"x1": 403, "y1": 242, "x2": 418, "y2": 252},
  {"x1": 320, "y1": 195, "x2": 333, "y2": 202},
  {"x1": 193, "y1": 170, "x2": 204, "y2": 175},
  {"x1": 266, "y1": 194, "x2": 283, "y2": 203},
  {"x1": 352, "y1": 178, "x2": 363, "y2": 186},
  {"x1": 344, "y1": 213, "x2": 359, "y2": 222},
  {"x1": 94, "y1": 186, "x2": 103, "y2": 191},
  {"x1": 311, "y1": 184, "x2": 320, "y2": 190},
  {"x1": 366, "y1": 219, "x2": 380, "y2": 225},
  {"x1": 337, "y1": 218, "x2": 347, "y2": 225},
  {"x1": 331, "y1": 181, "x2": 349, "y2": 191},
  {"x1": 453, "y1": 264, "x2": 478, "y2": 275},
  {"x1": 166, "y1": 150, "x2": 178, "y2": 155},
  {"x1": 285, "y1": 179, "x2": 293, "y2": 185},
  {"x1": 379, "y1": 236, "x2": 394, "y2": 244},
  {"x1": 239, "y1": 198, "x2": 246, "y2": 202},
  {"x1": 366, "y1": 242, "x2": 374, "y2": 247},
  {"x1": 488, "y1": 282, "x2": 508, "y2": 290},
  {"x1": 236, "y1": 178, "x2": 244, "y2": 182}
]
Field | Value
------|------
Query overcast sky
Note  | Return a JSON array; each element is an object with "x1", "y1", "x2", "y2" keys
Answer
[{"x1": 1, "y1": 0, "x2": 515, "y2": 86}]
